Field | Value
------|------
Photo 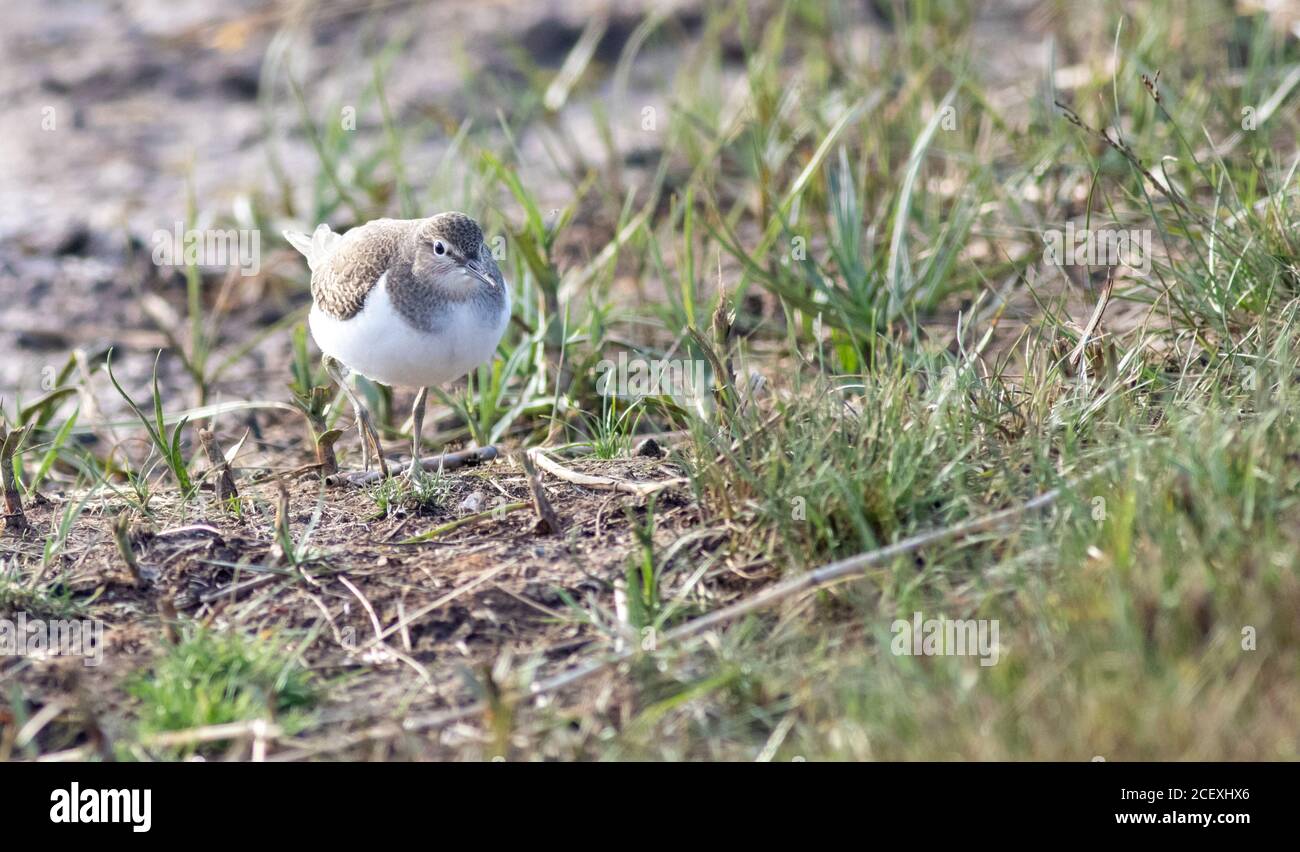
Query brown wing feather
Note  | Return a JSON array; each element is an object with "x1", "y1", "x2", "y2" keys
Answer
[{"x1": 311, "y1": 219, "x2": 412, "y2": 320}]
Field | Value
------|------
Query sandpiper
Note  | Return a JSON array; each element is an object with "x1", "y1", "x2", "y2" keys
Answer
[{"x1": 284, "y1": 213, "x2": 510, "y2": 479}]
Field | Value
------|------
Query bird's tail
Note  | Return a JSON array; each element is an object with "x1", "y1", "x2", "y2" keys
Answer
[{"x1": 282, "y1": 223, "x2": 341, "y2": 272}]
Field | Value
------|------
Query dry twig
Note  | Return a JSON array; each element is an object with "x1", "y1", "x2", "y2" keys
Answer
[
  {"x1": 518, "y1": 450, "x2": 563, "y2": 534},
  {"x1": 198, "y1": 428, "x2": 240, "y2": 507},
  {"x1": 0, "y1": 418, "x2": 31, "y2": 534},
  {"x1": 527, "y1": 448, "x2": 686, "y2": 497}
]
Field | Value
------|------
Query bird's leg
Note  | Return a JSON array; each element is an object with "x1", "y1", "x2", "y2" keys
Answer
[
  {"x1": 323, "y1": 356, "x2": 389, "y2": 478},
  {"x1": 406, "y1": 387, "x2": 429, "y2": 480}
]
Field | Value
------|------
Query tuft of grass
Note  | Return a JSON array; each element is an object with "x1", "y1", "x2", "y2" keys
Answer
[
  {"x1": 288, "y1": 325, "x2": 342, "y2": 477},
  {"x1": 0, "y1": 561, "x2": 84, "y2": 620},
  {"x1": 369, "y1": 468, "x2": 451, "y2": 516},
  {"x1": 125, "y1": 625, "x2": 320, "y2": 756},
  {"x1": 106, "y1": 350, "x2": 195, "y2": 500},
  {"x1": 576, "y1": 394, "x2": 643, "y2": 459}
]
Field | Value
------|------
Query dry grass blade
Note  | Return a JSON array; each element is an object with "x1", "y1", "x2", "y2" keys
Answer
[
  {"x1": 112, "y1": 511, "x2": 146, "y2": 588},
  {"x1": 527, "y1": 448, "x2": 686, "y2": 497},
  {"x1": 518, "y1": 450, "x2": 563, "y2": 535},
  {"x1": 338, "y1": 574, "x2": 437, "y2": 692},
  {"x1": 198, "y1": 428, "x2": 240, "y2": 508},
  {"x1": 139, "y1": 719, "x2": 281, "y2": 749},
  {"x1": 361, "y1": 563, "x2": 515, "y2": 649},
  {"x1": 1069, "y1": 268, "x2": 1115, "y2": 370},
  {"x1": 397, "y1": 501, "x2": 528, "y2": 544},
  {"x1": 0, "y1": 418, "x2": 31, "y2": 534}
]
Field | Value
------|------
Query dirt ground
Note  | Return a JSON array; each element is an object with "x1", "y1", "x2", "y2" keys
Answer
[{"x1": 8, "y1": 448, "x2": 732, "y2": 756}]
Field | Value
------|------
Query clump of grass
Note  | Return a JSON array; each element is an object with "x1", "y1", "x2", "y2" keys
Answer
[
  {"x1": 38, "y1": 484, "x2": 101, "y2": 581},
  {"x1": 105, "y1": 350, "x2": 195, "y2": 500},
  {"x1": 125, "y1": 625, "x2": 320, "y2": 756},
  {"x1": 369, "y1": 468, "x2": 451, "y2": 516},
  {"x1": 0, "y1": 562, "x2": 83, "y2": 620},
  {"x1": 621, "y1": 498, "x2": 663, "y2": 635},
  {"x1": 576, "y1": 394, "x2": 643, "y2": 459},
  {"x1": 288, "y1": 324, "x2": 341, "y2": 477},
  {"x1": 268, "y1": 483, "x2": 327, "y2": 569}
]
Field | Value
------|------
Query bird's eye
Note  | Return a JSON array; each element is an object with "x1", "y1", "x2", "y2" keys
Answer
[{"x1": 434, "y1": 241, "x2": 446, "y2": 256}]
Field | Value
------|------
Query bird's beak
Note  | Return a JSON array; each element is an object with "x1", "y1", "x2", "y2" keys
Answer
[{"x1": 461, "y1": 257, "x2": 496, "y2": 288}]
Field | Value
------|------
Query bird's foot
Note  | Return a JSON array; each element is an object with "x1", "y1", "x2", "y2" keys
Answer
[{"x1": 356, "y1": 414, "x2": 389, "y2": 479}]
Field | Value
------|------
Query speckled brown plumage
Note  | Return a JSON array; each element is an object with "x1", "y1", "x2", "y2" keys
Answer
[
  {"x1": 310, "y1": 213, "x2": 504, "y2": 331},
  {"x1": 311, "y1": 218, "x2": 408, "y2": 320}
]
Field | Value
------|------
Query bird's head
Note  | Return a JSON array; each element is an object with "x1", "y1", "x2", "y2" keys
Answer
[{"x1": 411, "y1": 212, "x2": 503, "y2": 296}]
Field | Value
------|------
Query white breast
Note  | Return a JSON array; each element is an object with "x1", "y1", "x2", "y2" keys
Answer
[{"x1": 309, "y1": 273, "x2": 510, "y2": 388}]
